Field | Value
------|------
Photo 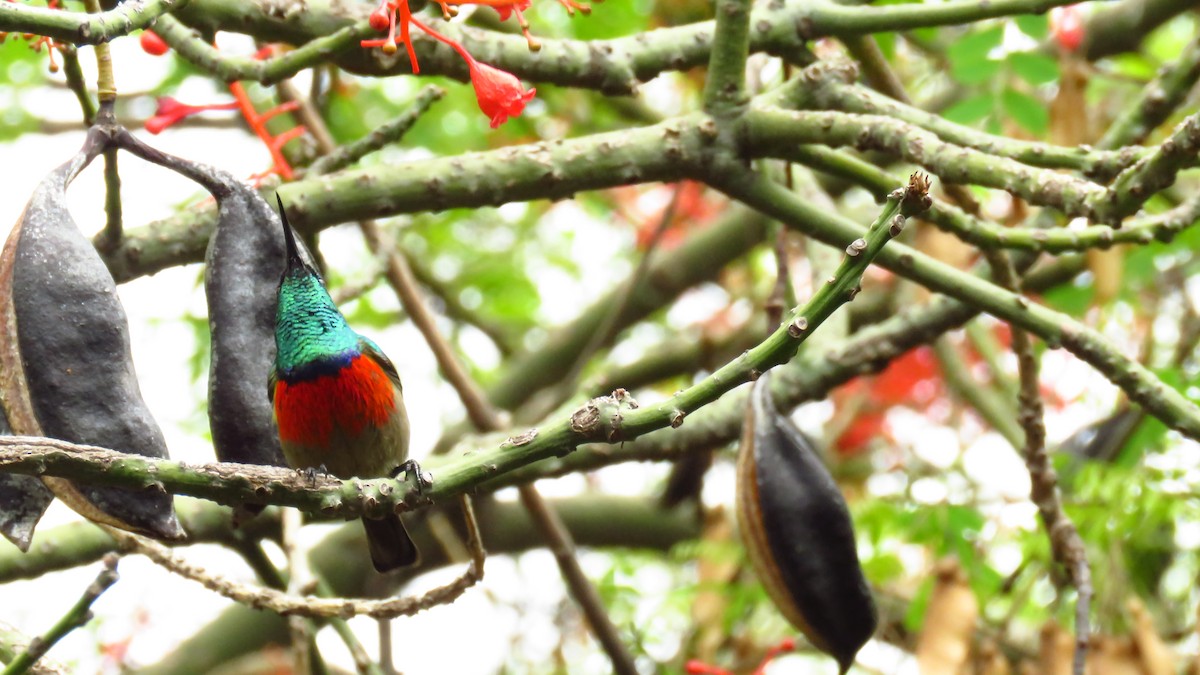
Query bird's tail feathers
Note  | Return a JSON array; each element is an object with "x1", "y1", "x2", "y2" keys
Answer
[{"x1": 363, "y1": 513, "x2": 420, "y2": 572}]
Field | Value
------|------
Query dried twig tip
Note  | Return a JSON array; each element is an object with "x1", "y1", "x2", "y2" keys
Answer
[{"x1": 901, "y1": 172, "x2": 934, "y2": 216}]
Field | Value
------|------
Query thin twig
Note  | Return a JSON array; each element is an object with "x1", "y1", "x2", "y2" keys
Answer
[
  {"x1": 104, "y1": 500, "x2": 485, "y2": 620},
  {"x1": 282, "y1": 509, "x2": 315, "y2": 675},
  {"x1": 59, "y1": 48, "x2": 94, "y2": 126},
  {"x1": 518, "y1": 488, "x2": 640, "y2": 675},
  {"x1": 984, "y1": 250, "x2": 1091, "y2": 675},
  {"x1": 231, "y1": 537, "x2": 384, "y2": 675},
  {"x1": 81, "y1": 0, "x2": 122, "y2": 253},
  {"x1": 550, "y1": 184, "x2": 684, "y2": 406},
  {"x1": 98, "y1": 149, "x2": 122, "y2": 251},
  {"x1": 79, "y1": 0, "x2": 114, "y2": 104},
  {"x1": 0, "y1": 554, "x2": 119, "y2": 675},
  {"x1": 377, "y1": 619, "x2": 395, "y2": 675},
  {"x1": 306, "y1": 86, "x2": 445, "y2": 176}
]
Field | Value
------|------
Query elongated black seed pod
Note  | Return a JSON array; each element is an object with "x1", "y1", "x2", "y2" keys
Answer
[
  {"x1": 736, "y1": 374, "x2": 876, "y2": 674},
  {"x1": 111, "y1": 133, "x2": 289, "y2": 518},
  {"x1": 0, "y1": 403, "x2": 53, "y2": 551},
  {"x1": 0, "y1": 129, "x2": 182, "y2": 540},
  {"x1": 202, "y1": 179, "x2": 288, "y2": 471}
]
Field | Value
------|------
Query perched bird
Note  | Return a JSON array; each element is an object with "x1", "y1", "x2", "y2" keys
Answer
[{"x1": 269, "y1": 195, "x2": 419, "y2": 572}]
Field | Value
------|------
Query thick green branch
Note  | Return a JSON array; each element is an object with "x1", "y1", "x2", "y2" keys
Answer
[
  {"x1": 100, "y1": 115, "x2": 713, "y2": 282},
  {"x1": 164, "y1": 0, "x2": 1082, "y2": 94},
  {"x1": 702, "y1": 0, "x2": 752, "y2": 115},
  {"x1": 1093, "y1": 112, "x2": 1200, "y2": 221},
  {"x1": 744, "y1": 107, "x2": 1111, "y2": 219},
  {"x1": 151, "y1": 14, "x2": 368, "y2": 86},
  {"x1": 768, "y1": 60, "x2": 1141, "y2": 179},
  {"x1": 782, "y1": 144, "x2": 1200, "y2": 254},
  {"x1": 1096, "y1": 37, "x2": 1200, "y2": 149},
  {"x1": 0, "y1": 0, "x2": 185, "y2": 44},
  {"x1": 7, "y1": 183, "x2": 919, "y2": 518},
  {"x1": 708, "y1": 166, "x2": 1200, "y2": 440}
]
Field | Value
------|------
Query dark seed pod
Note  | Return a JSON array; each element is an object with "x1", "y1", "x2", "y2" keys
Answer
[
  {"x1": 201, "y1": 177, "x2": 288, "y2": 471},
  {"x1": 0, "y1": 129, "x2": 183, "y2": 540},
  {"x1": 735, "y1": 374, "x2": 876, "y2": 673},
  {"x1": 0, "y1": 403, "x2": 53, "y2": 551},
  {"x1": 111, "y1": 133, "x2": 289, "y2": 519}
]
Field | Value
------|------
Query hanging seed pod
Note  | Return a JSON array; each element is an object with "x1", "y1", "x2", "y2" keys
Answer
[
  {"x1": 735, "y1": 373, "x2": 876, "y2": 674},
  {"x1": 112, "y1": 133, "x2": 288, "y2": 519},
  {"x1": 201, "y1": 177, "x2": 288, "y2": 471},
  {"x1": 0, "y1": 129, "x2": 182, "y2": 540},
  {"x1": 0, "y1": 404, "x2": 54, "y2": 551}
]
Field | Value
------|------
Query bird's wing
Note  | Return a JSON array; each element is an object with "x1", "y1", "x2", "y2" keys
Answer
[
  {"x1": 267, "y1": 367, "x2": 278, "y2": 404},
  {"x1": 360, "y1": 337, "x2": 402, "y2": 392}
]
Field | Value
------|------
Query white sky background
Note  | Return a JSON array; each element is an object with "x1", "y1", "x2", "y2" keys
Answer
[{"x1": 3, "y1": 26, "x2": 1200, "y2": 675}]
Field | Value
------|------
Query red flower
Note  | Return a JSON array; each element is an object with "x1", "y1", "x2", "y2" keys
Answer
[
  {"x1": 144, "y1": 97, "x2": 238, "y2": 134},
  {"x1": 368, "y1": 2, "x2": 392, "y2": 31},
  {"x1": 140, "y1": 29, "x2": 169, "y2": 56},
  {"x1": 1050, "y1": 5, "x2": 1084, "y2": 53},
  {"x1": 468, "y1": 60, "x2": 536, "y2": 128},
  {"x1": 493, "y1": 0, "x2": 531, "y2": 21},
  {"x1": 409, "y1": 13, "x2": 536, "y2": 127}
]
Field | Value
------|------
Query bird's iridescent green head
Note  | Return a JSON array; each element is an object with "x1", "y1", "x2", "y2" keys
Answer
[{"x1": 274, "y1": 195, "x2": 359, "y2": 376}]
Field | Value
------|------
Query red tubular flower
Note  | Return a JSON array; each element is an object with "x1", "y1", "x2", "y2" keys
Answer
[
  {"x1": 468, "y1": 60, "x2": 536, "y2": 128},
  {"x1": 368, "y1": 0, "x2": 392, "y2": 31},
  {"x1": 140, "y1": 29, "x2": 169, "y2": 56},
  {"x1": 409, "y1": 14, "x2": 536, "y2": 127},
  {"x1": 1050, "y1": 5, "x2": 1084, "y2": 53},
  {"x1": 144, "y1": 97, "x2": 238, "y2": 134}
]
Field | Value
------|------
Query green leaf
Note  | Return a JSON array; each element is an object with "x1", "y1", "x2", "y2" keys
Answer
[
  {"x1": 947, "y1": 26, "x2": 1004, "y2": 85},
  {"x1": 942, "y1": 93, "x2": 994, "y2": 125},
  {"x1": 874, "y1": 33, "x2": 897, "y2": 60},
  {"x1": 1001, "y1": 88, "x2": 1049, "y2": 135},
  {"x1": 1014, "y1": 15, "x2": 1049, "y2": 40},
  {"x1": 1043, "y1": 276, "x2": 1093, "y2": 316},
  {"x1": 1008, "y1": 52, "x2": 1060, "y2": 86}
]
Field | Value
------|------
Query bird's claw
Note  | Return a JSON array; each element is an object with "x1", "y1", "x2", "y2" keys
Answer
[
  {"x1": 392, "y1": 459, "x2": 432, "y2": 495},
  {"x1": 298, "y1": 465, "x2": 331, "y2": 484}
]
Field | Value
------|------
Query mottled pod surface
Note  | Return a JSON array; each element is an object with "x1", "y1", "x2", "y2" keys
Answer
[
  {"x1": 110, "y1": 133, "x2": 288, "y2": 473},
  {"x1": 1, "y1": 134, "x2": 182, "y2": 540},
  {"x1": 736, "y1": 374, "x2": 876, "y2": 673},
  {"x1": 203, "y1": 178, "x2": 287, "y2": 470}
]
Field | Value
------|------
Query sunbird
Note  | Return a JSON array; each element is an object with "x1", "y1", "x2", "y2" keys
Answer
[{"x1": 269, "y1": 195, "x2": 419, "y2": 572}]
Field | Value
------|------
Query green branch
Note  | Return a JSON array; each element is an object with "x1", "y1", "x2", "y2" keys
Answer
[
  {"x1": 99, "y1": 114, "x2": 712, "y2": 282},
  {"x1": 5, "y1": 179, "x2": 920, "y2": 520},
  {"x1": 151, "y1": 14, "x2": 368, "y2": 85},
  {"x1": 1096, "y1": 37, "x2": 1200, "y2": 149},
  {"x1": 708, "y1": 166, "x2": 1200, "y2": 440},
  {"x1": 0, "y1": 624, "x2": 65, "y2": 675},
  {"x1": 1, "y1": 555, "x2": 119, "y2": 675},
  {"x1": 161, "y1": 0, "x2": 1083, "y2": 94},
  {"x1": 702, "y1": 0, "x2": 752, "y2": 115},
  {"x1": 304, "y1": 85, "x2": 445, "y2": 176},
  {"x1": 1093, "y1": 112, "x2": 1200, "y2": 222},
  {"x1": 781, "y1": 143, "x2": 1200, "y2": 254},
  {"x1": 804, "y1": 0, "x2": 1080, "y2": 35},
  {"x1": 744, "y1": 107, "x2": 1109, "y2": 218},
  {"x1": 767, "y1": 60, "x2": 1140, "y2": 178},
  {"x1": 0, "y1": 0, "x2": 185, "y2": 44}
]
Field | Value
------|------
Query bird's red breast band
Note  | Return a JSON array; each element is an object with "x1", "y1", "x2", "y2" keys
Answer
[{"x1": 274, "y1": 353, "x2": 396, "y2": 447}]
